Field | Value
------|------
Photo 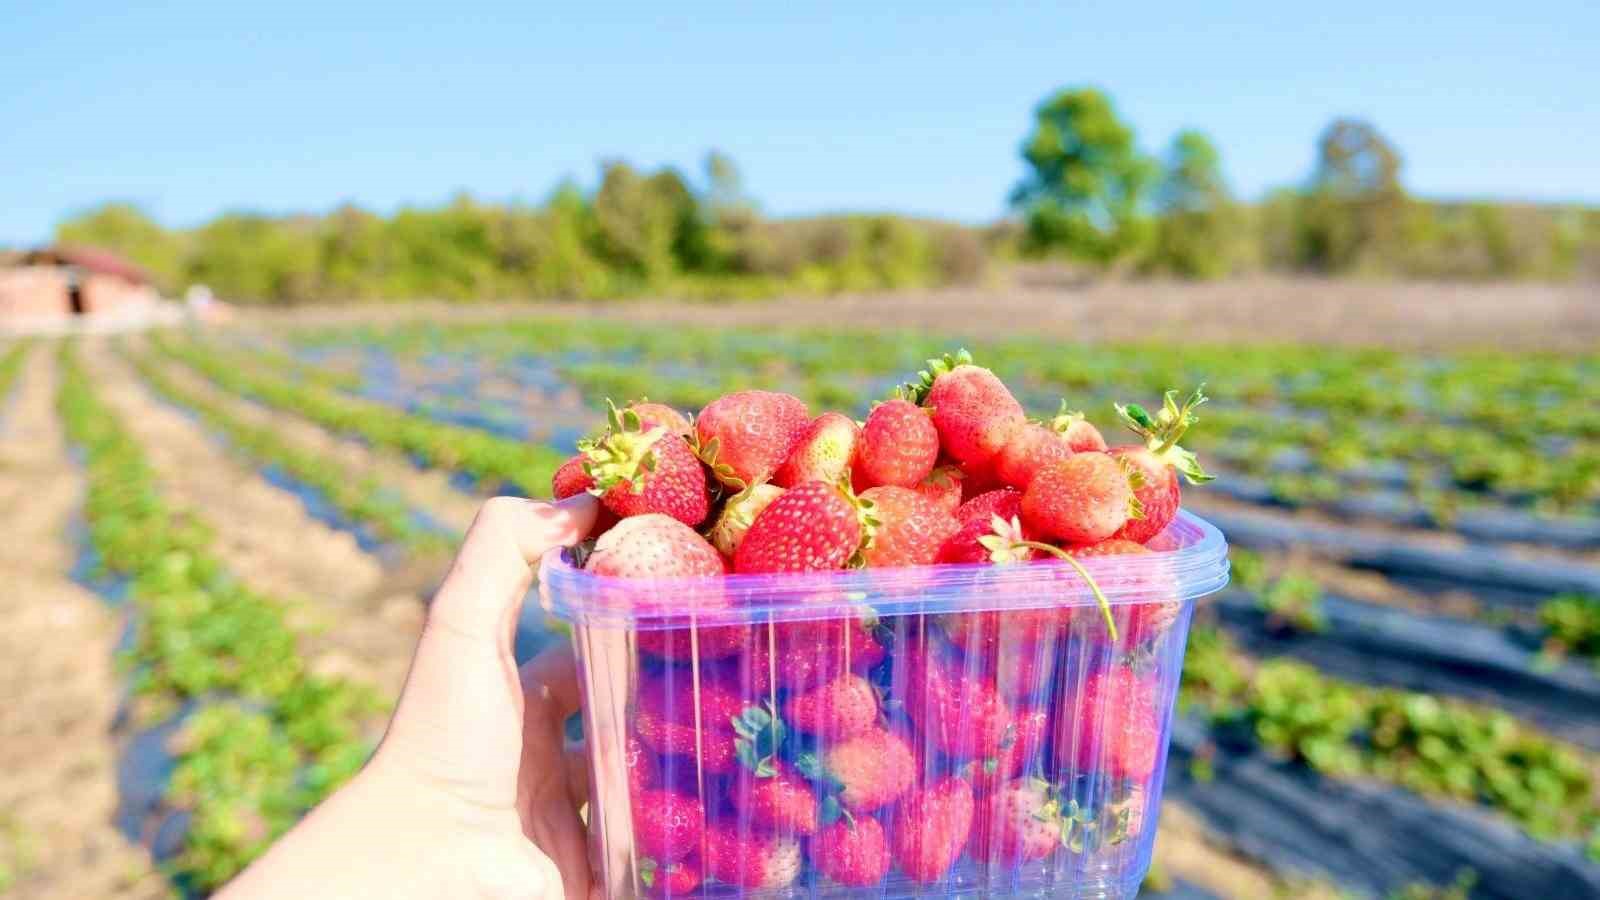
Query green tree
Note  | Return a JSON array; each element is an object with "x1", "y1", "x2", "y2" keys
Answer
[
  {"x1": 591, "y1": 161, "x2": 704, "y2": 285},
  {"x1": 1146, "y1": 130, "x2": 1242, "y2": 278},
  {"x1": 186, "y1": 214, "x2": 322, "y2": 303},
  {"x1": 1297, "y1": 118, "x2": 1408, "y2": 272},
  {"x1": 55, "y1": 203, "x2": 186, "y2": 291},
  {"x1": 1009, "y1": 87, "x2": 1157, "y2": 265}
]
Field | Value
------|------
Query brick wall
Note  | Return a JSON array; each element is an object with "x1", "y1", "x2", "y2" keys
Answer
[{"x1": 0, "y1": 267, "x2": 71, "y2": 322}]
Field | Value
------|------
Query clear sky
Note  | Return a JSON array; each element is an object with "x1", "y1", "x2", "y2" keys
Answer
[{"x1": 3, "y1": 2, "x2": 1596, "y2": 246}]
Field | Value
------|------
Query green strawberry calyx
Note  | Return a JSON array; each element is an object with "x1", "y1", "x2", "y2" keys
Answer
[
  {"x1": 732, "y1": 703, "x2": 786, "y2": 778},
  {"x1": 689, "y1": 432, "x2": 747, "y2": 491},
  {"x1": 1115, "y1": 386, "x2": 1215, "y2": 485},
  {"x1": 638, "y1": 858, "x2": 658, "y2": 889},
  {"x1": 580, "y1": 399, "x2": 669, "y2": 494},
  {"x1": 893, "y1": 348, "x2": 975, "y2": 405},
  {"x1": 840, "y1": 474, "x2": 882, "y2": 569},
  {"x1": 1046, "y1": 401, "x2": 1089, "y2": 434}
]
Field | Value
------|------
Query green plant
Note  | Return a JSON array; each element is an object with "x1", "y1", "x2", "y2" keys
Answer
[{"x1": 1539, "y1": 594, "x2": 1600, "y2": 662}]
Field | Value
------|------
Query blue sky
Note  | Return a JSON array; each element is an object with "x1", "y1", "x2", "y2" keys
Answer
[{"x1": 3, "y1": 2, "x2": 1596, "y2": 246}]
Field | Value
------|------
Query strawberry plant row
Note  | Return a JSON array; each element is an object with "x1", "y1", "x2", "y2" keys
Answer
[
  {"x1": 0, "y1": 339, "x2": 30, "y2": 419},
  {"x1": 124, "y1": 345, "x2": 457, "y2": 555},
  {"x1": 57, "y1": 342, "x2": 386, "y2": 891}
]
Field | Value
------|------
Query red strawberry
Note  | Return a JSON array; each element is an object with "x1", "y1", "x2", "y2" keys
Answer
[
  {"x1": 706, "y1": 483, "x2": 783, "y2": 557},
  {"x1": 935, "y1": 513, "x2": 1035, "y2": 566},
  {"x1": 584, "y1": 513, "x2": 725, "y2": 579},
  {"x1": 732, "y1": 761, "x2": 820, "y2": 835},
  {"x1": 702, "y1": 824, "x2": 803, "y2": 888},
  {"x1": 890, "y1": 776, "x2": 975, "y2": 883},
  {"x1": 626, "y1": 734, "x2": 660, "y2": 793},
  {"x1": 551, "y1": 453, "x2": 593, "y2": 499},
  {"x1": 899, "y1": 350, "x2": 1025, "y2": 467},
  {"x1": 773, "y1": 412, "x2": 860, "y2": 488},
  {"x1": 936, "y1": 606, "x2": 1062, "y2": 655},
  {"x1": 1056, "y1": 666, "x2": 1163, "y2": 780},
  {"x1": 959, "y1": 454, "x2": 1007, "y2": 501},
  {"x1": 967, "y1": 706, "x2": 1051, "y2": 794},
  {"x1": 954, "y1": 488, "x2": 1024, "y2": 525},
  {"x1": 855, "y1": 399, "x2": 939, "y2": 489},
  {"x1": 813, "y1": 815, "x2": 891, "y2": 887},
  {"x1": 694, "y1": 390, "x2": 810, "y2": 488},
  {"x1": 915, "y1": 464, "x2": 964, "y2": 515},
  {"x1": 1051, "y1": 407, "x2": 1108, "y2": 453},
  {"x1": 764, "y1": 616, "x2": 888, "y2": 689},
  {"x1": 637, "y1": 623, "x2": 751, "y2": 662},
  {"x1": 993, "y1": 422, "x2": 1073, "y2": 491},
  {"x1": 632, "y1": 789, "x2": 704, "y2": 863},
  {"x1": 968, "y1": 777, "x2": 1061, "y2": 866},
  {"x1": 733, "y1": 480, "x2": 871, "y2": 574},
  {"x1": 638, "y1": 856, "x2": 701, "y2": 897},
  {"x1": 1110, "y1": 388, "x2": 1213, "y2": 543},
  {"x1": 583, "y1": 403, "x2": 710, "y2": 526},
  {"x1": 859, "y1": 486, "x2": 960, "y2": 568},
  {"x1": 1021, "y1": 452, "x2": 1137, "y2": 545},
  {"x1": 902, "y1": 644, "x2": 1014, "y2": 759},
  {"x1": 783, "y1": 673, "x2": 879, "y2": 740},
  {"x1": 634, "y1": 674, "x2": 750, "y2": 774},
  {"x1": 1070, "y1": 538, "x2": 1181, "y2": 643},
  {"x1": 628, "y1": 400, "x2": 692, "y2": 436},
  {"x1": 807, "y1": 727, "x2": 916, "y2": 813}
]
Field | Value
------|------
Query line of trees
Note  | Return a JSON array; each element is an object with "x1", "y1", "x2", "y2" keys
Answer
[{"x1": 50, "y1": 87, "x2": 1600, "y2": 303}]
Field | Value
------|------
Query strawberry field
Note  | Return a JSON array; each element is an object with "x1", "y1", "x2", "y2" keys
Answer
[{"x1": 0, "y1": 306, "x2": 1597, "y2": 900}]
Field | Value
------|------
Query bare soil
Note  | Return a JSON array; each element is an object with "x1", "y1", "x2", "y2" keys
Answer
[{"x1": 0, "y1": 350, "x2": 168, "y2": 899}]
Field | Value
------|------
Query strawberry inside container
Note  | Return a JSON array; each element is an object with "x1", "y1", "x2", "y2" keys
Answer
[{"x1": 539, "y1": 509, "x2": 1229, "y2": 899}]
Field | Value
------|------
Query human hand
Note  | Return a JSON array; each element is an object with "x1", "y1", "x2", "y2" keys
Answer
[{"x1": 219, "y1": 494, "x2": 600, "y2": 900}]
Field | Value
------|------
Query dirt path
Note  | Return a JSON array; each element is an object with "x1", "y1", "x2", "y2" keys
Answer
[
  {"x1": 0, "y1": 348, "x2": 168, "y2": 899},
  {"x1": 85, "y1": 346, "x2": 422, "y2": 700},
  {"x1": 1153, "y1": 803, "x2": 1339, "y2": 900}
]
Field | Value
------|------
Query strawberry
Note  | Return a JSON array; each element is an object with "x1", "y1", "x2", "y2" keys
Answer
[
  {"x1": 959, "y1": 453, "x2": 1007, "y2": 501},
  {"x1": 631, "y1": 789, "x2": 704, "y2": 863},
  {"x1": 813, "y1": 815, "x2": 891, "y2": 887},
  {"x1": 1055, "y1": 666, "x2": 1163, "y2": 781},
  {"x1": 1110, "y1": 387, "x2": 1213, "y2": 543},
  {"x1": 966, "y1": 706, "x2": 1051, "y2": 794},
  {"x1": 706, "y1": 483, "x2": 784, "y2": 557},
  {"x1": 902, "y1": 644, "x2": 1014, "y2": 759},
  {"x1": 993, "y1": 422, "x2": 1073, "y2": 491},
  {"x1": 915, "y1": 464, "x2": 964, "y2": 515},
  {"x1": 634, "y1": 673, "x2": 758, "y2": 775},
  {"x1": 937, "y1": 606, "x2": 1061, "y2": 655},
  {"x1": 935, "y1": 513, "x2": 1035, "y2": 566},
  {"x1": 551, "y1": 453, "x2": 593, "y2": 499},
  {"x1": 731, "y1": 761, "x2": 820, "y2": 835},
  {"x1": 859, "y1": 486, "x2": 960, "y2": 568},
  {"x1": 638, "y1": 856, "x2": 701, "y2": 897},
  {"x1": 783, "y1": 673, "x2": 879, "y2": 740},
  {"x1": 890, "y1": 775, "x2": 975, "y2": 883},
  {"x1": 583, "y1": 513, "x2": 725, "y2": 579},
  {"x1": 954, "y1": 487, "x2": 1025, "y2": 525},
  {"x1": 803, "y1": 727, "x2": 916, "y2": 813},
  {"x1": 1021, "y1": 452, "x2": 1138, "y2": 545},
  {"x1": 854, "y1": 399, "x2": 939, "y2": 489},
  {"x1": 637, "y1": 623, "x2": 751, "y2": 662},
  {"x1": 773, "y1": 412, "x2": 860, "y2": 488},
  {"x1": 1070, "y1": 538, "x2": 1181, "y2": 643},
  {"x1": 733, "y1": 480, "x2": 873, "y2": 574},
  {"x1": 628, "y1": 400, "x2": 692, "y2": 436},
  {"x1": 898, "y1": 350, "x2": 1025, "y2": 467},
  {"x1": 582, "y1": 402, "x2": 710, "y2": 527},
  {"x1": 1051, "y1": 406, "x2": 1108, "y2": 453},
  {"x1": 626, "y1": 734, "x2": 661, "y2": 793},
  {"x1": 968, "y1": 777, "x2": 1061, "y2": 866},
  {"x1": 702, "y1": 824, "x2": 803, "y2": 888},
  {"x1": 763, "y1": 616, "x2": 889, "y2": 689},
  {"x1": 694, "y1": 390, "x2": 810, "y2": 489}
]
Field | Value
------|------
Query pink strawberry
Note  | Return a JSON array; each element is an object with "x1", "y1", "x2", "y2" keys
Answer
[
  {"x1": 1070, "y1": 538, "x2": 1181, "y2": 643},
  {"x1": 967, "y1": 706, "x2": 1051, "y2": 794},
  {"x1": 702, "y1": 824, "x2": 803, "y2": 888},
  {"x1": 955, "y1": 488, "x2": 1024, "y2": 525},
  {"x1": 890, "y1": 776, "x2": 975, "y2": 883},
  {"x1": 859, "y1": 486, "x2": 960, "y2": 568},
  {"x1": 694, "y1": 390, "x2": 810, "y2": 488},
  {"x1": 968, "y1": 778, "x2": 1061, "y2": 866},
  {"x1": 902, "y1": 644, "x2": 1014, "y2": 758},
  {"x1": 935, "y1": 513, "x2": 1035, "y2": 566},
  {"x1": 637, "y1": 623, "x2": 751, "y2": 662},
  {"x1": 993, "y1": 422, "x2": 1073, "y2": 491},
  {"x1": 632, "y1": 789, "x2": 704, "y2": 863},
  {"x1": 1110, "y1": 387, "x2": 1213, "y2": 543},
  {"x1": 706, "y1": 483, "x2": 784, "y2": 557},
  {"x1": 783, "y1": 673, "x2": 879, "y2": 739},
  {"x1": 813, "y1": 815, "x2": 891, "y2": 887},
  {"x1": 899, "y1": 350, "x2": 1025, "y2": 467},
  {"x1": 626, "y1": 734, "x2": 660, "y2": 793},
  {"x1": 634, "y1": 674, "x2": 750, "y2": 774},
  {"x1": 582, "y1": 403, "x2": 709, "y2": 526},
  {"x1": 638, "y1": 856, "x2": 701, "y2": 897},
  {"x1": 584, "y1": 513, "x2": 725, "y2": 579},
  {"x1": 732, "y1": 761, "x2": 820, "y2": 835},
  {"x1": 806, "y1": 727, "x2": 916, "y2": 813},
  {"x1": 1052, "y1": 406, "x2": 1108, "y2": 452},
  {"x1": 1055, "y1": 666, "x2": 1163, "y2": 780},
  {"x1": 1021, "y1": 452, "x2": 1137, "y2": 545},
  {"x1": 915, "y1": 464, "x2": 964, "y2": 515},
  {"x1": 854, "y1": 399, "x2": 939, "y2": 489},
  {"x1": 773, "y1": 412, "x2": 860, "y2": 488},
  {"x1": 628, "y1": 400, "x2": 692, "y2": 436},
  {"x1": 764, "y1": 616, "x2": 888, "y2": 689},
  {"x1": 733, "y1": 480, "x2": 870, "y2": 574},
  {"x1": 937, "y1": 606, "x2": 1062, "y2": 655}
]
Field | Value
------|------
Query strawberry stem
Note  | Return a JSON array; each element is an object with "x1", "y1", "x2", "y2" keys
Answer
[{"x1": 1015, "y1": 541, "x2": 1120, "y2": 642}]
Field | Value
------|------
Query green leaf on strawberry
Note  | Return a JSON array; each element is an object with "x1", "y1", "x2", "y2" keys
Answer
[{"x1": 732, "y1": 704, "x2": 786, "y2": 778}]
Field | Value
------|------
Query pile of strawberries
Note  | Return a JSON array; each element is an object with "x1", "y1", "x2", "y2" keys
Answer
[{"x1": 552, "y1": 350, "x2": 1212, "y2": 894}]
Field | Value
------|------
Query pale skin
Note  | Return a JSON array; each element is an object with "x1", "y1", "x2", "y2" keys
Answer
[{"x1": 219, "y1": 494, "x2": 602, "y2": 900}]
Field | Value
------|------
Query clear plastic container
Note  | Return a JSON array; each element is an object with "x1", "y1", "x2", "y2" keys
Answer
[{"x1": 539, "y1": 510, "x2": 1229, "y2": 899}]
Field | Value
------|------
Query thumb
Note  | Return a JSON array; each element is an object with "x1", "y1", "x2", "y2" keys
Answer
[{"x1": 374, "y1": 495, "x2": 597, "y2": 802}]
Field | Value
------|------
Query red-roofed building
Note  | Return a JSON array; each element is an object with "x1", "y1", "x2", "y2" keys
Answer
[{"x1": 0, "y1": 245, "x2": 163, "y2": 326}]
